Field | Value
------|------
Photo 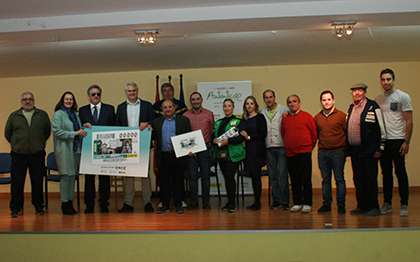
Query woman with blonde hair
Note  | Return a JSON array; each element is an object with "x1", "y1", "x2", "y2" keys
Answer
[{"x1": 240, "y1": 96, "x2": 267, "y2": 210}]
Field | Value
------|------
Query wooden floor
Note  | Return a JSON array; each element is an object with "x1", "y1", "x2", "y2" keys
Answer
[{"x1": 1, "y1": 189, "x2": 419, "y2": 232}]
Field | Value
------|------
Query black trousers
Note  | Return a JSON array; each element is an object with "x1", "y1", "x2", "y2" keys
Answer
[
  {"x1": 287, "y1": 152, "x2": 313, "y2": 206},
  {"x1": 84, "y1": 174, "x2": 111, "y2": 208},
  {"x1": 350, "y1": 147, "x2": 379, "y2": 211},
  {"x1": 10, "y1": 150, "x2": 46, "y2": 211},
  {"x1": 158, "y1": 152, "x2": 185, "y2": 207},
  {"x1": 379, "y1": 139, "x2": 409, "y2": 206},
  {"x1": 219, "y1": 160, "x2": 239, "y2": 205}
]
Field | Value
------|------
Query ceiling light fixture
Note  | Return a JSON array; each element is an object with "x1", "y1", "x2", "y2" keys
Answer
[
  {"x1": 332, "y1": 21, "x2": 356, "y2": 38},
  {"x1": 136, "y1": 30, "x2": 158, "y2": 45}
]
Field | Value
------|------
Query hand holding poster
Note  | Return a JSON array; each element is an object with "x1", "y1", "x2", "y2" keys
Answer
[
  {"x1": 80, "y1": 126, "x2": 151, "y2": 177},
  {"x1": 171, "y1": 130, "x2": 207, "y2": 158}
]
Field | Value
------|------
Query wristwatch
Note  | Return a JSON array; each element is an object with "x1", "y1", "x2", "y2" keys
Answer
[{"x1": 404, "y1": 139, "x2": 410, "y2": 144}]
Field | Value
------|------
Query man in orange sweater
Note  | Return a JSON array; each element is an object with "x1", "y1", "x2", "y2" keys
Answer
[
  {"x1": 281, "y1": 94, "x2": 318, "y2": 213},
  {"x1": 314, "y1": 91, "x2": 347, "y2": 214}
]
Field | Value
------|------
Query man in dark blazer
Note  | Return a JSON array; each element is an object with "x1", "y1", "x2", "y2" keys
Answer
[
  {"x1": 115, "y1": 82, "x2": 155, "y2": 213},
  {"x1": 79, "y1": 85, "x2": 115, "y2": 213},
  {"x1": 153, "y1": 99, "x2": 191, "y2": 214}
]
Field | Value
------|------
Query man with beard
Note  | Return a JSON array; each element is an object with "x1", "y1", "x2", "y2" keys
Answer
[
  {"x1": 183, "y1": 92, "x2": 215, "y2": 210},
  {"x1": 5, "y1": 92, "x2": 51, "y2": 218}
]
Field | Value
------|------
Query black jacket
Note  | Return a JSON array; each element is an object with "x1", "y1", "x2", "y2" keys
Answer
[{"x1": 345, "y1": 98, "x2": 386, "y2": 157}]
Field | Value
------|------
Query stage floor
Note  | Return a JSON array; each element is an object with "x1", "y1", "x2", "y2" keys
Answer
[{"x1": 0, "y1": 189, "x2": 419, "y2": 232}]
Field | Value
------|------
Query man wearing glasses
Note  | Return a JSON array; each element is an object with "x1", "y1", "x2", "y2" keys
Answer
[
  {"x1": 5, "y1": 92, "x2": 51, "y2": 218},
  {"x1": 79, "y1": 85, "x2": 116, "y2": 213}
]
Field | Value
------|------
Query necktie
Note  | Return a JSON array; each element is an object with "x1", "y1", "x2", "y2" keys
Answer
[{"x1": 93, "y1": 106, "x2": 98, "y2": 124}]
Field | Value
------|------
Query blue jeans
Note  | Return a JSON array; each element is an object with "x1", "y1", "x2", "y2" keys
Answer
[
  {"x1": 188, "y1": 148, "x2": 211, "y2": 203},
  {"x1": 318, "y1": 149, "x2": 346, "y2": 207},
  {"x1": 266, "y1": 147, "x2": 289, "y2": 204}
]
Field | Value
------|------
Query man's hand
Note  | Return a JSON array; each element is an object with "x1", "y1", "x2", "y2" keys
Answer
[
  {"x1": 140, "y1": 122, "x2": 151, "y2": 131},
  {"x1": 374, "y1": 151, "x2": 382, "y2": 158},
  {"x1": 400, "y1": 142, "x2": 409, "y2": 156},
  {"x1": 188, "y1": 152, "x2": 195, "y2": 157}
]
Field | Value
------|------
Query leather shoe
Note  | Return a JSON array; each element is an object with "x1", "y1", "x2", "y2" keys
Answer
[
  {"x1": 144, "y1": 203, "x2": 154, "y2": 213},
  {"x1": 317, "y1": 205, "x2": 331, "y2": 213},
  {"x1": 118, "y1": 203, "x2": 134, "y2": 213},
  {"x1": 100, "y1": 206, "x2": 109, "y2": 213},
  {"x1": 203, "y1": 201, "x2": 211, "y2": 210},
  {"x1": 84, "y1": 207, "x2": 94, "y2": 214},
  {"x1": 188, "y1": 201, "x2": 199, "y2": 210}
]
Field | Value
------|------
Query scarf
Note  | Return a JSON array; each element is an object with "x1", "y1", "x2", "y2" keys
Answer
[{"x1": 61, "y1": 105, "x2": 81, "y2": 152}]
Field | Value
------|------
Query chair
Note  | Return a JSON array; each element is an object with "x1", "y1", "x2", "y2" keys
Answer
[
  {"x1": 0, "y1": 153, "x2": 12, "y2": 185},
  {"x1": 236, "y1": 162, "x2": 271, "y2": 204},
  {"x1": 45, "y1": 152, "x2": 80, "y2": 208}
]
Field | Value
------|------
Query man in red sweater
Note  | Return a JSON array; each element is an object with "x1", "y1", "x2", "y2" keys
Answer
[
  {"x1": 281, "y1": 94, "x2": 318, "y2": 213},
  {"x1": 314, "y1": 91, "x2": 347, "y2": 214}
]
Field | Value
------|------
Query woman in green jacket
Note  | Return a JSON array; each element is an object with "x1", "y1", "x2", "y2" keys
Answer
[{"x1": 212, "y1": 99, "x2": 245, "y2": 212}]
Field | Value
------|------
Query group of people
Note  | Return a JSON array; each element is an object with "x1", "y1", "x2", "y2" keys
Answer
[{"x1": 4, "y1": 68, "x2": 412, "y2": 218}]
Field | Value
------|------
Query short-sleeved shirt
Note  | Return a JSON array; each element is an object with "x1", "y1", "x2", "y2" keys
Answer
[{"x1": 375, "y1": 89, "x2": 412, "y2": 140}]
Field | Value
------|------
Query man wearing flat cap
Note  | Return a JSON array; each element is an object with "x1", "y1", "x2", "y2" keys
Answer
[{"x1": 345, "y1": 83, "x2": 386, "y2": 217}]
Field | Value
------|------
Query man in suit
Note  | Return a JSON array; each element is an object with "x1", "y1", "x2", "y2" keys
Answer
[
  {"x1": 79, "y1": 85, "x2": 115, "y2": 213},
  {"x1": 116, "y1": 82, "x2": 155, "y2": 213},
  {"x1": 153, "y1": 99, "x2": 191, "y2": 214}
]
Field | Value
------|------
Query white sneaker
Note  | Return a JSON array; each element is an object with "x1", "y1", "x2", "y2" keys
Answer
[
  {"x1": 157, "y1": 202, "x2": 163, "y2": 208},
  {"x1": 290, "y1": 205, "x2": 303, "y2": 212},
  {"x1": 182, "y1": 201, "x2": 187, "y2": 208},
  {"x1": 302, "y1": 205, "x2": 312, "y2": 213}
]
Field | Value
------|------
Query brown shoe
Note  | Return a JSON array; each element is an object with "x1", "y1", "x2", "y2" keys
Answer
[
  {"x1": 203, "y1": 201, "x2": 211, "y2": 210},
  {"x1": 188, "y1": 201, "x2": 199, "y2": 210}
]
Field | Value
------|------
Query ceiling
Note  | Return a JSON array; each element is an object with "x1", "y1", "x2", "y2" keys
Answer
[{"x1": 1, "y1": 0, "x2": 420, "y2": 78}]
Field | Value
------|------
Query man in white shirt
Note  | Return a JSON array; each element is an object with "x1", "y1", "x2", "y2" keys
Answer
[
  {"x1": 375, "y1": 68, "x2": 413, "y2": 217},
  {"x1": 115, "y1": 82, "x2": 155, "y2": 213}
]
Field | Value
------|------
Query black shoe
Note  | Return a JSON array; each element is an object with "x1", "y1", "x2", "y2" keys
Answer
[
  {"x1": 203, "y1": 201, "x2": 211, "y2": 210},
  {"x1": 317, "y1": 205, "x2": 332, "y2": 213},
  {"x1": 144, "y1": 203, "x2": 154, "y2": 213},
  {"x1": 270, "y1": 201, "x2": 281, "y2": 210},
  {"x1": 246, "y1": 202, "x2": 261, "y2": 211},
  {"x1": 280, "y1": 204, "x2": 289, "y2": 210},
  {"x1": 228, "y1": 203, "x2": 237, "y2": 213},
  {"x1": 35, "y1": 209, "x2": 46, "y2": 216},
  {"x1": 157, "y1": 204, "x2": 170, "y2": 214},
  {"x1": 350, "y1": 208, "x2": 366, "y2": 215},
  {"x1": 338, "y1": 205, "x2": 346, "y2": 214},
  {"x1": 118, "y1": 203, "x2": 134, "y2": 213},
  {"x1": 100, "y1": 206, "x2": 109, "y2": 213},
  {"x1": 221, "y1": 203, "x2": 230, "y2": 211},
  {"x1": 62, "y1": 202, "x2": 75, "y2": 215},
  {"x1": 84, "y1": 207, "x2": 94, "y2": 214},
  {"x1": 68, "y1": 200, "x2": 77, "y2": 214},
  {"x1": 10, "y1": 210, "x2": 20, "y2": 218},
  {"x1": 188, "y1": 201, "x2": 199, "y2": 210},
  {"x1": 176, "y1": 206, "x2": 184, "y2": 214},
  {"x1": 366, "y1": 209, "x2": 380, "y2": 217}
]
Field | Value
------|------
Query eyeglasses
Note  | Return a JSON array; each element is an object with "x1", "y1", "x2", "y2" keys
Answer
[
  {"x1": 90, "y1": 93, "x2": 101, "y2": 97},
  {"x1": 21, "y1": 98, "x2": 34, "y2": 102}
]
